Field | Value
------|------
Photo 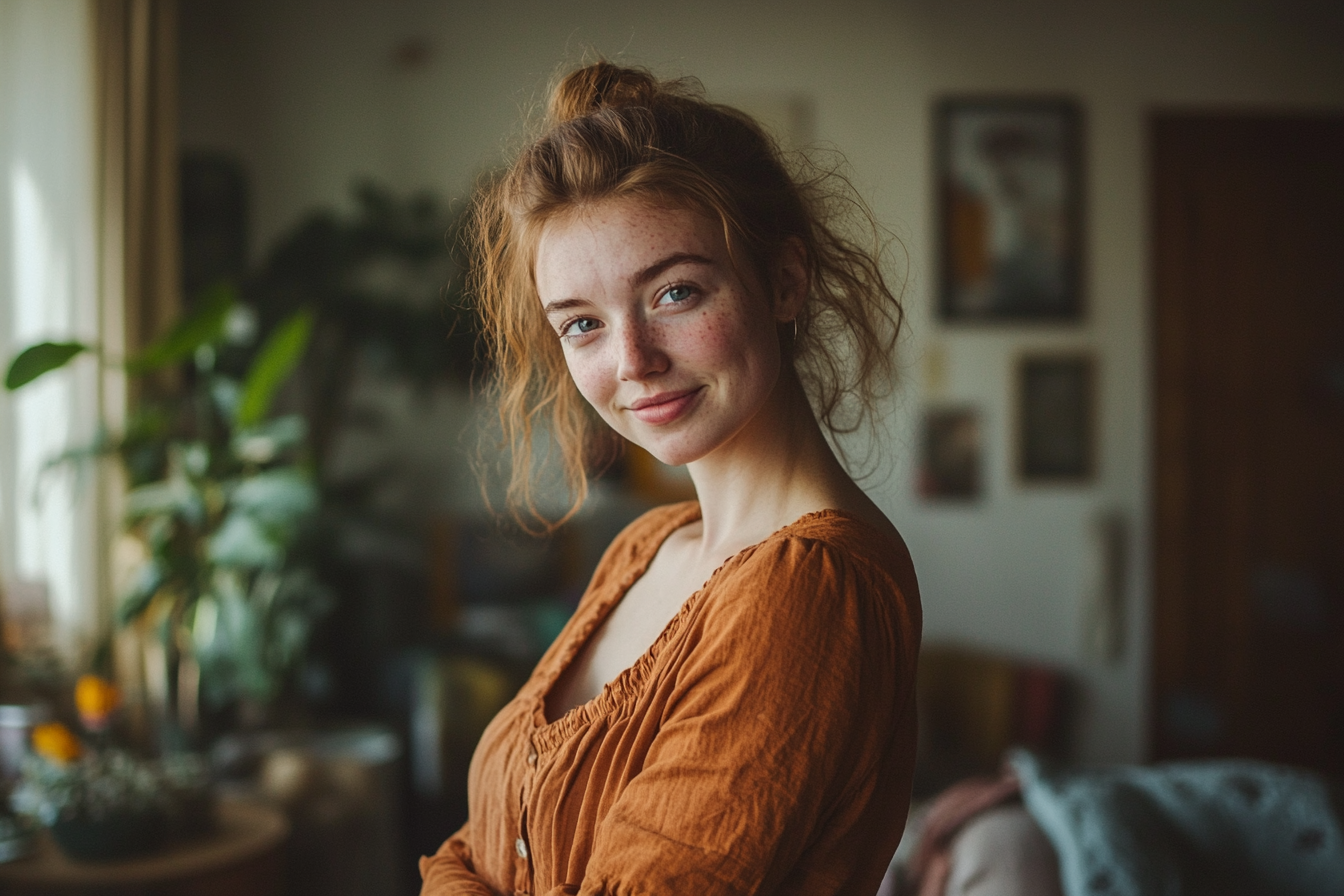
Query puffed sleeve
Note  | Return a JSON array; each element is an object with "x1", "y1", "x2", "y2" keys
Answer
[
  {"x1": 419, "y1": 821, "x2": 497, "y2": 896},
  {"x1": 563, "y1": 535, "x2": 918, "y2": 895}
]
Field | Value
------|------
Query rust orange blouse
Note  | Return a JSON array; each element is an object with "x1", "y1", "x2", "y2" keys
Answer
[{"x1": 420, "y1": 502, "x2": 921, "y2": 896}]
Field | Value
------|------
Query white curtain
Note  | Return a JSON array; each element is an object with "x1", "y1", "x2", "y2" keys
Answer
[{"x1": 0, "y1": 0, "x2": 105, "y2": 663}]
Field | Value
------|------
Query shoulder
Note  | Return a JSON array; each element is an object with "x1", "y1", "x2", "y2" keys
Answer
[
  {"x1": 785, "y1": 509, "x2": 916, "y2": 579},
  {"x1": 730, "y1": 510, "x2": 919, "y2": 614},
  {"x1": 585, "y1": 501, "x2": 701, "y2": 590},
  {"x1": 696, "y1": 510, "x2": 921, "y2": 661},
  {"x1": 662, "y1": 511, "x2": 921, "y2": 738}
]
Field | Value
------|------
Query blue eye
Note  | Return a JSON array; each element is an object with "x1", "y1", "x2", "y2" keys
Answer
[
  {"x1": 561, "y1": 317, "x2": 600, "y2": 338},
  {"x1": 660, "y1": 284, "x2": 693, "y2": 305}
]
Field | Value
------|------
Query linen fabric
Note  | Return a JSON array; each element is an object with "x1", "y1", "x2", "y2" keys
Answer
[{"x1": 420, "y1": 501, "x2": 922, "y2": 896}]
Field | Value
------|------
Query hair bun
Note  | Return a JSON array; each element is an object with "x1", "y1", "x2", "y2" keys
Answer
[{"x1": 548, "y1": 61, "x2": 662, "y2": 124}]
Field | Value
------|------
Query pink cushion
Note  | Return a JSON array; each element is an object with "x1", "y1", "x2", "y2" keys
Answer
[{"x1": 945, "y1": 805, "x2": 1063, "y2": 896}]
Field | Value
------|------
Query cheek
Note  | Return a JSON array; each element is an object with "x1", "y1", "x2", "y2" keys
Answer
[
  {"x1": 672, "y1": 309, "x2": 756, "y2": 365},
  {"x1": 564, "y1": 351, "x2": 615, "y2": 408},
  {"x1": 700, "y1": 306, "x2": 781, "y2": 379}
]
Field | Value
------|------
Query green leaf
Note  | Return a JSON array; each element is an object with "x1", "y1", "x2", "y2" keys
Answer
[
  {"x1": 142, "y1": 515, "x2": 173, "y2": 551},
  {"x1": 126, "y1": 283, "x2": 235, "y2": 373},
  {"x1": 116, "y1": 559, "x2": 165, "y2": 625},
  {"x1": 180, "y1": 442, "x2": 211, "y2": 478},
  {"x1": 210, "y1": 376, "x2": 242, "y2": 423},
  {"x1": 4, "y1": 342, "x2": 89, "y2": 390},
  {"x1": 231, "y1": 415, "x2": 308, "y2": 464},
  {"x1": 235, "y1": 310, "x2": 314, "y2": 427},
  {"x1": 209, "y1": 512, "x2": 283, "y2": 568},
  {"x1": 217, "y1": 575, "x2": 277, "y2": 702},
  {"x1": 228, "y1": 468, "x2": 316, "y2": 527},
  {"x1": 191, "y1": 593, "x2": 221, "y2": 655},
  {"x1": 125, "y1": 478, "x2": 205, "y2": 526}
]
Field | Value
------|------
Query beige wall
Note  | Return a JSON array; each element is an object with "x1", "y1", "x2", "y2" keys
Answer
[{"x1": 180, "y1": 0, "x2": 1344, "y2": 764}]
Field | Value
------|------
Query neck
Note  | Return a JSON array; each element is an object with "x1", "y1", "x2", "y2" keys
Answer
[{"x1": 685, "y1": 367, "x2": 863, "y2": 555}]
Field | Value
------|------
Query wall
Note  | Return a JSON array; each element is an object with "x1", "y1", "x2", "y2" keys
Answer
[{"x1": 179, "y1": 0, "x2": 1344, "y2": 765}]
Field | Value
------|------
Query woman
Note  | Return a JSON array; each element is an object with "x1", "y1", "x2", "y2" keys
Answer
[{"x1": 421, "y1": 61, "x2": 921, "y2": 896}]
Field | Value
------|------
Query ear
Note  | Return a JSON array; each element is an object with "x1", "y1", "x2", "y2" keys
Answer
[{"x1": 772, "y1": 237, "x2": 809, "y2": 322}]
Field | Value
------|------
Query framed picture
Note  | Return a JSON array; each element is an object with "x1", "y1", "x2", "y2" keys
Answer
[
  {"x1": 1017, "y1": 354, "x2": 1095, "y2": 481},
  {"x1": 936, "y1": 97, "x2": 1084, "y2": 322},
  {"x1": 918, "y1": 407, "x2": 983, "y2": 501}
]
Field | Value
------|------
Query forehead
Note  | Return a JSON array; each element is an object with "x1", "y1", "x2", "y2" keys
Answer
[{"x1": 533, "y1": 199, "x2": 726, "y2": 293}]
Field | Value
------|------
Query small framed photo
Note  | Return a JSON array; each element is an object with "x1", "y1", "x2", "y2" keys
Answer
[
  {"x1": 936, "y1": 97, "x2": 1084, "y2": 322},
  {"x1": 1017, "y1": 354, "x2": 1095, "y2": 482},
  {"x1": 918, "y1": 407, "x2": 983, "y2": 501}
]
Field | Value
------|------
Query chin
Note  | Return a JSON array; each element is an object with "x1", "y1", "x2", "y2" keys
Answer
[
  {"x1": 635, "y1": 441, "x2": 700, "y2": 469},
  {"x1": 625, "y1": 425, "x2": 730, "y2": 469},
  {"x1": 616, "y1": 405, "x2": 764, "y2": 470}
]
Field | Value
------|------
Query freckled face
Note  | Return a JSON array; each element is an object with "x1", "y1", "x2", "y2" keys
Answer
[{"x1": 534, "y1": 199, "x2": 786, "y2": 468}]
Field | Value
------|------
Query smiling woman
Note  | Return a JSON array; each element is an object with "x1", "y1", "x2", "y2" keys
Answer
[
  {"x1": 535, "y1": 201, "x2": 791, "y2": 470},
  {"x1": 420, "y1": 61, "x2": 921, "y2": 896},
  {"x1": 473, "y1": 63, "x2": 906, "y2": 531}
]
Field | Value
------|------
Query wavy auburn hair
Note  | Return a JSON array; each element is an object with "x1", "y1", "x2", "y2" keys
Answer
[{"x1": 470, "y1": 61, "x2": 905, "y2": 530}]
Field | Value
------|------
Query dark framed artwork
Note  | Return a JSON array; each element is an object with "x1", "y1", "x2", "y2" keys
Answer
[
  {"x1": 936, "y1": 97, "x2": 1084, "y2": 322},
  {"x1": 1017, "y1": 354, "x2": 1095, "y2": 482},
  {"x1": 918, "y1": 407, "x2": 983, "y2": 501}
]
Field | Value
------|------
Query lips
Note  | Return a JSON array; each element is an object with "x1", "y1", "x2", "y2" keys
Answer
[{"x1": 627, "y1": 387, "x2": 703, "y2": 425}]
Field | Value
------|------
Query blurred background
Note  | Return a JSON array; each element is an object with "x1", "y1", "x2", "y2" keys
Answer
[{"x1": 1, "y1": 0, "x2": 1341, "y2": 893}]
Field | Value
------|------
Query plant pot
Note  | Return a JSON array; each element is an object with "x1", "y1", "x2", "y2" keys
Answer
[
  {"x1": 50, "y1": 809, "x2": 165, "y2": 862},
  {"x1": 168, "y1": 789, "x2": 217, "y2": 840}
]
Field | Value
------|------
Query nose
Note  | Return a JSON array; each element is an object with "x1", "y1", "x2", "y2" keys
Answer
[{"x1": 615, "y1": 318, "x2": 668, "y2": 381}]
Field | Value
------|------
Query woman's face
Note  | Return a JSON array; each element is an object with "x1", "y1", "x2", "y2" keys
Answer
[{"x1": 534, "y1": 198, "x2": 790, "y2": 468}]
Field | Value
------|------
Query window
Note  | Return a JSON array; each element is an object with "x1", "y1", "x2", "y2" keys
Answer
[{"x1": 0, "y1": 0, "x2": 104, "y2": 662}]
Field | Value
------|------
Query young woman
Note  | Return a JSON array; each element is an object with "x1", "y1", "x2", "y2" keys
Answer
[{"x1": 421, "y1": 61, "x2": 921, "y2": 896}]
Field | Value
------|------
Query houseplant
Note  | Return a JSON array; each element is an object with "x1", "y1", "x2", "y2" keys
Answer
[
  {"x1": 7, "y1": 675, "x2": 213, "y2": 861},
  {"x1": 238, "y1": 183, "x2": 481, "y2": 716},
  {"x1": 4, "y1": 286, "x2": 330, "y2": 735},
  {"x1": 12, "y1": 725, "x2": 166, "y2": 860}
]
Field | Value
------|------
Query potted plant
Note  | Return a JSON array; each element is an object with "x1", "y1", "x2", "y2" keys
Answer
[
  {"x1": 12, "y1": 726, "x2": 166, "y2": 861},
  {"x1": 4, "y1": 288, "x2": 330, "y2": 738},
  {"x1": 7, "y1": 675, "x2": 213, "y2": 861}
]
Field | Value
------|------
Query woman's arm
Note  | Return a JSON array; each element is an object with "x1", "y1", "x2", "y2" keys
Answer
[{"x1": 419, "y1": 822, "x2": 498, "y2": 896}]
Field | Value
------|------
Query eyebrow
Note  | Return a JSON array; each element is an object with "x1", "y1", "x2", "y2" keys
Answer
[
  {"x1": 632, "y1": 252, "x2": 714, "y2": 287},
  {"x1": 541, "y1": 252, "x2": 716, "y2": 317}
]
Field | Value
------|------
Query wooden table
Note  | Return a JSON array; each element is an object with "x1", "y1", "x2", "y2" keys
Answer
[{"x1": 0, "y1": 797, "x2": 288, "y2": 896}]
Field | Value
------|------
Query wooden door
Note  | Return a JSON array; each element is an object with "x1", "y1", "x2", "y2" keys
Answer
[{"x1": 1152, "y1": 115, "x2": 1344, "y2": 775}]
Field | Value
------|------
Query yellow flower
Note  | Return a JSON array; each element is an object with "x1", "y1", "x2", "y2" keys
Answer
[
  {"x1": 32, "y1": 722, "x2": 83, "y2": 764},
  {"x1": 75, "y1": 674, "x2": 122, "y2": 731}
]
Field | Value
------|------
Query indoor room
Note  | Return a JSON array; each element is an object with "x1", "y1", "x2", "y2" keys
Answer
[{"x1": 1, "y1": 0, "x2": 1341, "y2": 893}]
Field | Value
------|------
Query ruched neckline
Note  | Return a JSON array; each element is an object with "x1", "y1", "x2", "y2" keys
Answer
[{"x1": 529, "y1": 502, "x2": 886, "y2": 752}]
